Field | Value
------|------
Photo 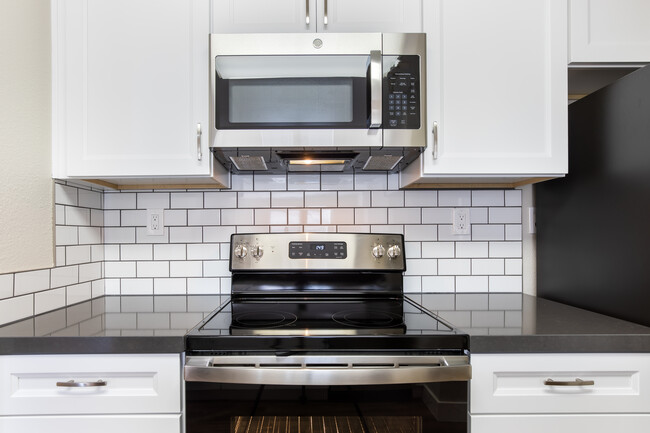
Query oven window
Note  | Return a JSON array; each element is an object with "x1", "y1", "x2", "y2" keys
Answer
[
  {"x1": 214, "y1": 55, "x2": 370, "y2": 129},
  {"x1": 186, "y1": 382, "x2": 467, "y2": 433}
]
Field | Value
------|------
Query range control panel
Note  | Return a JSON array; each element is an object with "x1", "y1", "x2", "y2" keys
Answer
[
  {"x1": 230, "y1": 233, "x2": 405, "y2": 271},
  {"x1": 383, "y1": 55, "x2": 421, "y2": 129},
  {"x1": 289, "y1": 241, "x2": 347, "y2": 259}
]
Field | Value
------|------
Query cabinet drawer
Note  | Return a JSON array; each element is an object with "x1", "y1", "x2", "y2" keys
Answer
[
  {"x1": 471, "y1": 414, "x2": 650, "y2": 433},
  {"x1": 0, "y1": 414, "x2": 181, "y2": 433},
  {"x1": 471, "y1": 353, "x2": 650, "y2": 414},
  {"x1": 0, "y1": 354, "x2": 181, "y2": 415}
]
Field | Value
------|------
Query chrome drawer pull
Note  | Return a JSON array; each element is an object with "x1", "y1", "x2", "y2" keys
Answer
[
  {"x1": 56, "y1": 379, "x2": 107, "y2": 388},
  {"x1": 544, "y1": 378, "x2": 595, "y2": 387}
]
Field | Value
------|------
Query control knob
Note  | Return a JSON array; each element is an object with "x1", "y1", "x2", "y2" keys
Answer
[
  {"x1": 233, "y1": 244, "x2": 248, "y2": 259},
  {"x1": 372, "y1": 245, "x2": 386, "y2": 259},
  {"x1": 387, "y1": 245, "x2": 401, "y2": 259},
  {"x1": 251, "y1": 245, "x2": 264, "y2": 259}
]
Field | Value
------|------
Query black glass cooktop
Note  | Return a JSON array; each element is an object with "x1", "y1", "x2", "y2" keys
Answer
[{"x1": 185, "y1": 296, "x2": 469, "y2": 355}]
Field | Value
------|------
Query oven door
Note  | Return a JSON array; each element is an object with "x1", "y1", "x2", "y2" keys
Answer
[{"x1": 185, "y1": 355, "x2": 470, "y2": 433}]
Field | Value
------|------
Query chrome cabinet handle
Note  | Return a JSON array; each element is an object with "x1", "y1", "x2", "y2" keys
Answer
[
  {"x1": 544, "y1": 378, "x2": 595, "y2": 387},
  {"x1": 56, "y1": 379, "x2": 107, "y2": 388},
  {"x1": 305, "y1": 0, "x2": 310, "y2": 25},
  {"x1": 196, "y1": 123, "x2": 202, "y2": 161},
  {"x1": 323, "y1": 0, "x2": 328, "y2": 25},
  {"x1": 432, "y1": 121, "x2": 439, "y2": 159},
  {"x1": 369, "y1": 50, "x2": 382, "y2": 128}
]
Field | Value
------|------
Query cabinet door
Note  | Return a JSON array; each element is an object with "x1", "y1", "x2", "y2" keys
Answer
[
  {"x1": 471, "y1": 414, "x2": 650, "y2": 433},
  {"x1": 211, "y1": 0, "x2": 317, "y2": 33},
  {"x1": 401, "y1": 0, "x2": 567, "y2": 185},
  {"x1": 52, "y1": 0, "x2": 211, "y2": 178},
  {"x1": 0, "y1": 415, "x2": 181, "y2": 433},
  {"x1": 316, "y1": 0, "x2": 422, "y2": 32},
  {"x1": 570, "y1": 0, "x2": 650, "y2": 64}
]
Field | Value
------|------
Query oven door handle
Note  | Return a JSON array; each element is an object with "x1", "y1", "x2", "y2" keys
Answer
[{"x1": 184, "y1": 355, "x2": 471, "y2": 385}]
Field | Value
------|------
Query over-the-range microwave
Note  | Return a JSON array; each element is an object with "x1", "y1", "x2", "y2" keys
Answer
[{"x1": 209, "y1": 32, "x2": 426, "y2": 173}]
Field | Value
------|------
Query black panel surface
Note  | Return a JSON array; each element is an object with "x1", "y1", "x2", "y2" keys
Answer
[{"x1": 536, "y1": 65, "x2": 650, "y2": 327}]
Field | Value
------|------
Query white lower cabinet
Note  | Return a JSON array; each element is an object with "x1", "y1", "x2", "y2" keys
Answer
[
  {"x1": 0, "y1": 354, "x2": 182, "y2": 433},
  {"x1": 470, "y1": 353, "x2": 650, "y2": 433}
]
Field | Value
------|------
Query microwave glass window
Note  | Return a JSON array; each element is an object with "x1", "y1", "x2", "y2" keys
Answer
[
  {"x1": 228, "y1": 78, "x2": 354, "y2": 124},
  {"x1": 215, "y1": 55, "x2": 370, "y2": 129}
]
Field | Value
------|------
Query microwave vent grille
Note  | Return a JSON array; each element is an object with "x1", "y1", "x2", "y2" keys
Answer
[
  {"x1": 230, "y1": 156, "x2": 268, "y2": 171},
  {"x1": 363, "y1": 155, "x2": 403, "y2": 171}
]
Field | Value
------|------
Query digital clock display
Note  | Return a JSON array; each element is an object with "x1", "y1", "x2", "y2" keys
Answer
[{"x1": 289, "y1": 241, "x2": 347, "y2": 259}]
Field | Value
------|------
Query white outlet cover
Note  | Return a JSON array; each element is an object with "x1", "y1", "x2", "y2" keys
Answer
[
  {"x1": 452, "y1": 208, "x2": 471, "y2": 235},
  {"x1": 146, "y1": 208, "x2": 164, "y2": 236}
]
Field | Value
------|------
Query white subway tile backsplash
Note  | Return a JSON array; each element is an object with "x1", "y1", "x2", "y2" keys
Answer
[
  {"x1": 472, "y1": 190, "x2": 504, "y2": 207},
  {"x1": 171, "y1": 192, "x2": 203, "y2": 209},
  {"x1": 105, "y1": 261, "x2": 136, "y2": 278},
  {"x1": 404, "y1": 259, "x2": 438, "y2": 276},
  {"x1": 0, "y1": 295, "x2": 34, "y2": 326},
  {"x1": 438, "y1": 259, "x2": 471, "y2": 276},
  {"x1": 505, "y1": 189, "x2": 523, "y2": 206},
  {"x1": 0, "y1": 274, "x2": 14, "y2": 299},
  {"x1": 338, "y1": 191, "x2": 370, "y2": 208},
  {"x1": 237, "y1": 225, "x2": 269, "y2": 234},
  {"x1": 238, "y1": 192, "x2": 270, "y2": 208},
  {"x1": 56, "y1": 226, "x2": 78, "y2": 246},
  {"x1": 306, "y1": 225, "x2": 338, "y2": 232},
  {"x1": 104, "y1": 245, "x2": 120, "y2": 261},
  {"x1": 56, "y1": 247, "x2": 66, "y2": 267},
  {"x1": 489, "y1": 242, "x2": 522, "y2": 258},
  {"x1": 14, "y1": 269, "x2": 50, "y2": 296},
  {"x1": 489, "y1": 276, "x2": 522, "y2": 292},
  {"x1": 456, "y1": 242, "x2": 489, "y2": 258},
  {"x1": 254, "y1": 174, "x2": 287, "y2": 191},
  {"x1": 456, "y1": 276, "x2": 489, "y2": 292},
  {"x1": 272, "y1": 192, "x2": 304, "y2": 208},
  {"x1": 154, "y1": 278, "x2": 186, "y2": 295},
  {"x1": 91, "y1": 245, "x2": 104, "y2": 262},
  {"x1": 184, "y1": 210, "x2": 218, "y2": 227},
  {"x1": 203, "y1": 260, "x2": 230, "y2": 277},
  {"x1": 405, "y1": 190, "x2": 437, "y2": 207},
  {"x1": 104, "y1": 279, "x2": 121, "y2": 295},
  {"x1": 370, "y1": 225, "x2": 403, "y2": 234},
  {"x1": 422, "y1": 242, "x2": 454, "y2": 258},
  {"x1": 153, "y1": 244, "x2": 186, "y2": 261},
  {"x1": 169, "y1": 227, "x2": 203, "y2": 244},
  {"x1": 505, "y1": 224, "x2": 523, "y2": 241},
  {"x1": 336, "y1": 225, "x2": 369, "y2": 233},
  {"x1": 230, "y1": 173, "x2": 253, "y2": 191},
  {"x1": 65, "y1": 206, "x2": 90, "y2": 226},
  {"x1": 90, "y1": 209, "x2": 104, "y2": 227},
  {"x1": 355, "y1": 208, "x2": 387, "y2": 225},
  {"x1": 372, "y1": 191, "x2": 404, "y2": 207},
  {"x1": 404, "y1": 242, "x2": 421, "y2": 259},
  {"x1": 121, "y1": 244, "x2": 153, "y2": 261},
  {"x1": 55, "y1": 184, "x2": 78, "y2": 206},
  {"x1": 104, "y1": 227, "x2": 135, "y2": 244},
  {"x1": 321, "y1": 208, "x2": 354, "y2": 225},
  {"x1": 255, "y1": 209, "x2": 287, "y2": 225},
  {"x1": 471, "y1": 259, "x2": 505, "y2": 275},
  {"x1": 321, "y1": 174, "x2": 353, "y2": 190},
  {"x1": 422, "y1": 276, "x2": 455, "y2": 293},
  {"x1": 403, "y1": 276, "x2": 422, "y2": 293},
  {"x1": 438, "y1": 225, "x2": 470, "y2": 242},
  {"x1": 67, "y1": 282, "x2": 92, "y2": 305},
  {"x1": 204, "y1": 191, "x2": 238, "y2": 208},
  {"x1": 121, "y1": 278, "x2": 153, "y2": 295},
  {"x1": 79, "y1": 262, "x2": 102, "y2": 282},
  {"x1": 438, "y1": 190, "x2": 471, "y2": 207},
  {"x1": 78, "y1": 189, "x2": 102, "y2": 209},
  {"x1": 305, "y1": 191, "x2": 337, "y2": 208},
  {"x1": 104, "y1": 210, "x2": 120, "y2": 226},
  {"x1": 65, "y1": 245, "x2": 91, "y2": 265},
  {"x1": 288, "y1": 209, "x2": 321, "y2": 225},
  {"x1": 470, "y1": 207, "x2": 488, "y2": 224},
  {"x1": 170, "y1": 261, "x2": 203, "y2": 277},
  {"x1": 505, "y1": 259, "x2": 523, "y2": 275},
  {"x1": 137, "y1": 261, "x2": 169, "y2": 278},
  {"x1": 35, "y1": 288, "x2": 66, "y2": 315},
  {"x1": 404, "y1": 225, "x2": 437, "y2": 242},
  {"x1": 355, "y1": 173, "x2": 387, "y2": 190},
  {"x1": 422, "y1": 208, "x2": 452, "y2": 224},
  {"x1": 187, "y1": 243, "x2": 220, "y2": 260},
  {"x1": 222, "y1": 209, "x2": 254, "y2": 226},
  {"x1": 51, "y1": 265, "x2": 79, "y2": 288},
  {"x1": 56, "y1": 205, "x2": 65, "y2": 225},
  {"x1": 471, "y1": 225, "x2": 504, "y2": 241},
  {"x1": 78, "y1": 227, "x2": 102, "y2": 245},
  {"x1": 288, "y1": 173, "x2": 320, "y2": 191},
  {"x1": 137, "y1": 192, "x2": 170, "y2": 209},
  {"x1": 489, "y1": 207, "x2": 522, "y2": 224},
  {"x1": 204, "y1": 226, "x2": 236, "y2": 243},
  {"x1": 135, "y1": 227, "x2": 170, "y2": 244},
  {"x1": 104, "y1": 193, "x2": 136, "y2": 210},
  {"x1": 91, "y1": 279, "x2": 105, "y2": 298},
  {"x1": 164, "y1": 209, "x2": 188, "y2": 226},
  {"x1": 188, "y1": 278, "x2": 220, "y2": 294}
]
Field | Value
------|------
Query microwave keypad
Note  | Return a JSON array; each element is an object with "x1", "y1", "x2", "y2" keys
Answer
[{"x1": 384, "y1": 55, "x2": 420, "y2": 129}]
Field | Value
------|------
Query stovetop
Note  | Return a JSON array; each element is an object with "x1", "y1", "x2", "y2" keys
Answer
[{"x1": 185, "y1": 295, "x2": 469, "y2": 355}]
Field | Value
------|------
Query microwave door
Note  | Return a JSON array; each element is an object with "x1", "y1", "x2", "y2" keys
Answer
[{"x1": 214, "y1": 55, "x2": 380, "y2": 131}]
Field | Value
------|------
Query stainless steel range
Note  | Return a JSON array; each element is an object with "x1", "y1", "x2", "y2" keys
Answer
[{"x1": 184, "y1": 233, "x2": 470, "y2": 433}]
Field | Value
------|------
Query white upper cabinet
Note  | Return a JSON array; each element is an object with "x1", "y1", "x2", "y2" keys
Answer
[
  {"x1": 211, "y1": 0, "x2": 422, "y2": 33},
  {"x1": 570, "y1": 0, "x2": 650, "y2": 64},
  {"x1": 400, "y1": 0, "x2": 568, "y2": 187},
  {"x1": 52, "y1": 0, "x2": 228, "y2": 187}
]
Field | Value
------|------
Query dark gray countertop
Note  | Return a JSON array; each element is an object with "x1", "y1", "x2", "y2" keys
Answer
[{"x1": 0, "y1": 294, "x2": 649, "y2": 355}]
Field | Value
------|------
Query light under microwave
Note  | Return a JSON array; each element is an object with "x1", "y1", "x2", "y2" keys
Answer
[{"x1": 209, "y1": 33, "x2": 426, "y2": 173}]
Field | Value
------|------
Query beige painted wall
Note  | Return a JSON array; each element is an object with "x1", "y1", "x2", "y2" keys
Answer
[{"x1": 0, "y1": 0, "x2": 54, "y2": 274}]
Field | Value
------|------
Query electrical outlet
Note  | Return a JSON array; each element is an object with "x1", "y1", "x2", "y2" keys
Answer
[
  {"x1": 146, "y1": 209, "x2": 164, "y2": 236},
  {"x1": 452, "y1": 208, "x2": 470, "y2": 235}
]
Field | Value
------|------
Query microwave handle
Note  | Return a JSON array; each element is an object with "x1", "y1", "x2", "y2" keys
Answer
[{"x1": 369, "y1": 50, "x2": 382, "y2": 128}]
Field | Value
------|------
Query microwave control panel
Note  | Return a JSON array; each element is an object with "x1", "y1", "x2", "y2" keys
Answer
[{"x1": 383, "y1": 55, "x2": 421, "y2": 129}]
